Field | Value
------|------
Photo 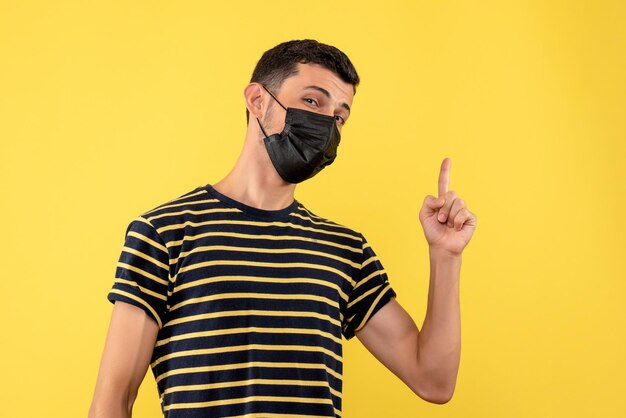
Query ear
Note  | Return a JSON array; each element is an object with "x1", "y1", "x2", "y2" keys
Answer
[{"x1": 244, "y1": 83, "x2": 265, "y2": 120}]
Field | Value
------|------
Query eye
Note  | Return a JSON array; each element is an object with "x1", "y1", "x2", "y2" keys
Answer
[
  {"x1": 303, "y1": 97, "x2": 318, "y2": 106},
  {"x1": 334, "y1": 115, "x2": 346, "y2": 125}
]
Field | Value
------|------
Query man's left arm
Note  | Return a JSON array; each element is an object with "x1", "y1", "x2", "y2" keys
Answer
[
  {"x1": 355, "y1": 157, "x2": 476, "y2": 404},
  {"x1": 355, "y1": 250, "x2": 461, "y2": 404}
]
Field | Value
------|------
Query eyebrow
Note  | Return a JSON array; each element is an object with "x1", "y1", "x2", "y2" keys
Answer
[{"x1": 302, "y1": 85, "x2": 351, "y2": 114}]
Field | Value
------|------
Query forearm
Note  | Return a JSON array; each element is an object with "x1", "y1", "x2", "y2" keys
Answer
[
  {"x1": 88, "y1": 387, "x2": 134, "y2": 418},
  {"x1": 416, "y1": 247, "x2": 462, "y2": 402},
  {"x1": 88, "y1": 402, "x2": 130, "y2": 418}
]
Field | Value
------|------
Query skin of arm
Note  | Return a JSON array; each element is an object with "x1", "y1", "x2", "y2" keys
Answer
[
  {"x1": 89, "y1": 301, "x2": 160, "y2": 418},
  {"x1": 355, "y1": 158, "x2": 474, "y2": 404},
  {"x1": 355, "y1": 248, "x2": 461, "y2": 404}
]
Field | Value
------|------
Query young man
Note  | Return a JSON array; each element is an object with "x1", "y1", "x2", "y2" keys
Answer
[{"x1": 89, "y1": 39, "x2": 477, "y2": 418}]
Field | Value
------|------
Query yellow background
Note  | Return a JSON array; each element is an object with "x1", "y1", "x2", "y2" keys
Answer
[{"x1": 1, "y1": 1, "x2": 624, "y2": 417}]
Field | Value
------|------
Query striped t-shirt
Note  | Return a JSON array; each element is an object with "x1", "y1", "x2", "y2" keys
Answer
[{"x1": 107, "y1": 184, "x2": 396, "y2": 417}]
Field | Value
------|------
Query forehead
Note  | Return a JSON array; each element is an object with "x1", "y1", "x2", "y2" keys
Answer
[{"x1": 280, "y1": 63, "x2": 354, "y2": 107}]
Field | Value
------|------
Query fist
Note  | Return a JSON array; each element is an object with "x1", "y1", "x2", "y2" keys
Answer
[{"x1": 419, "y1": 157, "x2": 477, "y2": 256}]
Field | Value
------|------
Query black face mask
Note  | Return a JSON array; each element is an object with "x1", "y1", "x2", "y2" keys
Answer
[{"x1": 256, "y1": 85, "x2": 341, "y2": 184}]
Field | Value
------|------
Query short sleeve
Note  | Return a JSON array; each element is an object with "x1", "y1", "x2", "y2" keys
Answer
[
  {"x1": 107, "y1": 216, "x2": 171, "y2": 329},
  {"x1": 342, "y1": 233, "x2": 397, "y2": 340}
]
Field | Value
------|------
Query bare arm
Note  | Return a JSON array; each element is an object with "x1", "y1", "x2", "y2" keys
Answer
[
  {"x1": 89, "y1": 301, "x2": 160, "y2": 418},
  {"x1": 356, "y1": 158, "x2": 475, "y2": 404},
  {"x1": 355, "y1": 248, "x2": 461, "y2": 404}
]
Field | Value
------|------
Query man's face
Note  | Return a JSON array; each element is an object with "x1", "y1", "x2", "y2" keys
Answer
[{"x1": 260, "y1": 62, "x2": 354, "y2": 136}]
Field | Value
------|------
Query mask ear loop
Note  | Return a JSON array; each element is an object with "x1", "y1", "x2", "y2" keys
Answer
[
  {"x1": 256, "y1": 84, "x2": 288, "y2": 137},
  {"x1": 261, "y1": 84, "x2": 288, "y2": 111},
  {"x1": 256, "y1": 117, "x2": 269, "y2": 138}
]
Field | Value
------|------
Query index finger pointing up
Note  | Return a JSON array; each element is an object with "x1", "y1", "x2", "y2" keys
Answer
[{"x1": 438, "y1": 157, "x2": 451, "y2": 197}]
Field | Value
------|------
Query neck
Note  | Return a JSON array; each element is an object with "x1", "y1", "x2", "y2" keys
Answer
[{"x1": 212, "y1": 131, "x2": 296, "y2": 211}]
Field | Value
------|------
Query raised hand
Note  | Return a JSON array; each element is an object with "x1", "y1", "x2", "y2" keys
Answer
[{"x1": 419, "y1": 157, "x2": 477, "y2": 256}]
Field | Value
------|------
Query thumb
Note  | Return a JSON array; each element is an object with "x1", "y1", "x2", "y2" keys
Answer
[{"x1": 423, "y1": 195, "x2": 445, "y2": 210}]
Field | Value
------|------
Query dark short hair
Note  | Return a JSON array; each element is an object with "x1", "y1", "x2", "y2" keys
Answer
[{"x1": 246, "y1": 39, "x2": 360, "y2": 123}]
